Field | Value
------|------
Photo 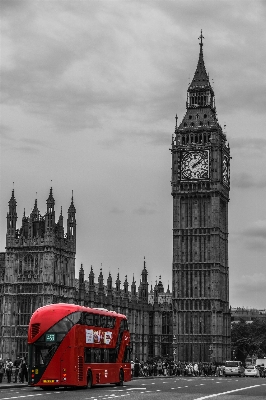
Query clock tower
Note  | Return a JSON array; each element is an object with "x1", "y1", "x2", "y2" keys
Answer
[{"x1": 171, "y1": 32, "x2": 231, "y2": 363}]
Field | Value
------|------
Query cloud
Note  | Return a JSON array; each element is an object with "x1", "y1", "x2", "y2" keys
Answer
[
  {"x1": 243, "y1": 220, "x2": 266, "y2": 239},
  {"x1": 230, "y1": 138, "x2": 266, "y2": 154},
  {"x1": 235, "y1": 220, "x2": 266, "y2": 251},
  {"x1": 1, "y1": 133, "x2": 49, "y2": 154},
  {"x1": 1, "y1": 1, "x2": 173, "y2": 135},
  {"x1": 0, "y1": 124, "x2": 12, "y2": 141},
  {"x1": 133, "y1": 203, "x2": 157, "y2": 215},
  {"x1": 110, "y1": 207, "x2": 124, "y2": 214},
  {"x1": 231, "y1": 172, "x2": 266, "y2": 189},
  {"x1": 233, "y1": 273, "x2": 266, "y2": 295}
]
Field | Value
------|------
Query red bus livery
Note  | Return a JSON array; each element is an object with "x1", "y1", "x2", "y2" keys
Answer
[{"x1": 28, "y1": 303, "x2": 131, "y2": 389}]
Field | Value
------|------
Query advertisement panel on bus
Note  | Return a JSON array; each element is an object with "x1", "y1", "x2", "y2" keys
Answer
[{"x1": 28, "y1": 303, "x2": 131, "y2": 389}]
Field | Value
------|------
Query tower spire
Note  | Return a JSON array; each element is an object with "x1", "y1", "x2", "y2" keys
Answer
[
  {"x1": 198, "y1": 29, "x2": 204, "y2": 51},
  {"x1": 189, "y1": 30, "x2": 210, "y2": 91}
]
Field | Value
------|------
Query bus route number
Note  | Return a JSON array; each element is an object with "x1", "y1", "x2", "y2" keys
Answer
[{"x1": 45, "y1": 333, "x2": 56, "y2": 342}]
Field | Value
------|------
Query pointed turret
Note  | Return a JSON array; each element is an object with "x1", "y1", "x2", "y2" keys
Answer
[
  {"x1": 45, "y1": 187, "x2": 55, "y2": 232},
  {"x1": 31, "y1": 198, "x2": 39, "y2": 220},
  {"x1": 131, "y1": 274, "x2": 136, "y2": 297},
  {"x1": 88, "y1": 266, "x2": 95, "y2": 304},
  {"x1": 46, "y1": 187, "x2": 55, "y2": 213},
  {"x1": 115, "y1": 272, "x2": 121, "y2": 293},
  {"x1": 123, "y1": 275, "x2": 129, "y2": 295},
  {"x1": 140, "y1": 257, "x2": 148, "y2": 301},
  {"x1": 98, "y1": 267, "x2": 104, "y2": 293},
  {"x1": 21, "y1": 208, "x2": 29, "y2": 238},
  {"x1": 67, "y1": 191, "x2": 76, "y2": 250},
  {"x1": 30, "y1": 198, "x2": 40, "y2": 238},
  {"x1": 57, "y1": 206, "x2": 64, "y2": 239},
  {"x1": 79, "y1": 263, "x2": 84, "y2": 283},
  {"x1": 79, "y1": 264, "x2": 85, "y2": 305},
  {"x1": 6, "y1": 189, "x2": 17, "y2": 244},
  {"x1": 107, "y1": 272, "x2": 113, "y2": 304},
  {"x1": 89, "y1": 265, "x2": 94, "y2": 287},
  {"x1": 141, "y1": 256, "x2": 148, "y2": 283}
]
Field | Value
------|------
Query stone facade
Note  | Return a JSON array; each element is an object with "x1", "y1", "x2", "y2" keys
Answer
[
  {"x1": 0, "y1": 189, "x2": 172, "y2": 361},
  {"x1": 171, "y1": 33, "x2": 231, "y2": 363},
  {"x1": 0, "y1": 34, "x2": 233, "y2": 364}
]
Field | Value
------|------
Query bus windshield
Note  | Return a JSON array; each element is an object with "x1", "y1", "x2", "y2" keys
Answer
[{"x1": 31, "y1": 311, "x2": 82, "y2": 366}]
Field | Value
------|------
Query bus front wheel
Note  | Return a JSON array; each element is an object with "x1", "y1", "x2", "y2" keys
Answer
[
  {"x1": 87, "y1": 370, "x2": 93, "y2": 389},
  {"x1": 116, "y1": 369, "x2": 124, "y2": 386}
]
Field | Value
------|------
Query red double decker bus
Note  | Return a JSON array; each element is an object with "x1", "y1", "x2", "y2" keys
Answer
[{"x1": 28, "y1": 303, "x2": 131, "y2": 389}]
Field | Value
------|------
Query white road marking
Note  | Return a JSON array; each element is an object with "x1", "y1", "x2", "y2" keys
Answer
[
  {"x1": 0, "y1": 396, "x2": 45, "y2": 400},
  {"x1": 194, "y1": 384, "x2": 262, "y2": 399}
]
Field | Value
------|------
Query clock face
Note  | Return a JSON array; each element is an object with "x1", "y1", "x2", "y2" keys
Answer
[
  {"x1": 181, "y1": 151, "x2": 209, "y2": 180},
  {"x1": 222, "y1": 154, "x2": 230, "y2": 185}
]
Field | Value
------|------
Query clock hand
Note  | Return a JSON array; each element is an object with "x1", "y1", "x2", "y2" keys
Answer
[{"x1": 192, "y1": 158, "x2": 203, "y2": 168}]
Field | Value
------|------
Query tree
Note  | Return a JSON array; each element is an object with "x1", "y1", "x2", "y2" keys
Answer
[{"x1": 231, "y1": 318, "x2": 266, "y2": 363}]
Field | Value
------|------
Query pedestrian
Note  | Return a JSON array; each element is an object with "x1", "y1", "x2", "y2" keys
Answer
[
  {"x1": 157, "y1": 360, "x2": 162, "y2": 376},
  {"x1": 0, "y1": 358, "x2": 4, "y2": 383},
  {"x1": 13, "y1": 356, "x2": 21, "y2": 383},
  {"x1": 5, "y1": 358, "x2": 13, "y2": 383},
  {"x1": 20, "y1": 357, "x2": 28, "y2": 383},
  {"x1": 134, "y1": 358, "x2": 140, "y2": 377},
  {"x1": 153, "y1": 361, "x2": 157, "y2": 376}
]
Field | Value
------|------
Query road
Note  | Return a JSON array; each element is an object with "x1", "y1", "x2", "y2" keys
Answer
[{"x1": 0, "y1": 376, "x2": 266, "y2": 400}]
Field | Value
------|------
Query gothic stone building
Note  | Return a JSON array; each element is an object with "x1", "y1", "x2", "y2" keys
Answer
[
  {"x1": 171, "y1": 33, "x2": 231, "y2": 363},
  {"x1": 0, "y1": 189, "x2": 172, "y2": 361}
]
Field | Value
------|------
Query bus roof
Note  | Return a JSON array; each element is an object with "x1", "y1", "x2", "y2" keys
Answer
[
  {"x1": 32, "y1": 303, "x2": 127, "y2": 318},
  {"x1": 28, "y1": 303, "x2": 127, "y2": 343}
]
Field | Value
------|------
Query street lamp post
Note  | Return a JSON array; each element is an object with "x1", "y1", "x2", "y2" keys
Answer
[
  {"x1": 173, "y1": 335, "x2": 177, "y2": 364},
  {"x1": 209, "y1": 345, "x2": 213, "y2": 363}
]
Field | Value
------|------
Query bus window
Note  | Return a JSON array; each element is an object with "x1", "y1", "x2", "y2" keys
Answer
[
  {"x1": 93, "y1": 348, "x2": 101, "y2": 363},
  {"x1": 122, "y1": 346, "x2": 131, "y2": 363},
  {"x1": 109, "y1": 348, "x2": 117, "y2": 363},
  {"x1": 84, "y1": 313, "x2": 94, "y2": 326},
  {"x1": 101, "y1": 315, "x2": 107, "y2": 328},
  {"x1": 68, "y1": 311, "x2": 82, "y2": 325},
  {"x1": 84, "y1": 347, "x2": 117, "y2": 364},
  {"x1": 84, "y1": 348, "x2": 92, "y2": 363},
  {"x1": 34, "y1": 342, "x2": 59, "y2": 366},
  {"x1": 107, "y1": 316, "x2": 115, "y2": 328},
  {"x1": 120, "y1": 319, "x2": 128, "y2": 331},
  {"x1": 94, "y1": 314, "x2": 100, "y2": 327},
  {"x1": 103, "y1": 348, "x2": 109, "y2": 363}
]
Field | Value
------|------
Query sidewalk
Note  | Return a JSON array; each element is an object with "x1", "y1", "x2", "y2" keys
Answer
[{"x1": 0, "y1": 376, "x2": 28, "y2": 389}]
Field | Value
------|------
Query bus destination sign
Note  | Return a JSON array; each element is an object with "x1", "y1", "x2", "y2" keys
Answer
[{"x1": 45, "y1": 333, "x2": 56, "y2": 342}]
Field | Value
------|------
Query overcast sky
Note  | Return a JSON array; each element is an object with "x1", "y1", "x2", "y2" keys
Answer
[{"x1": 1, "y1": 0, "x2": 266, "y2": 309}]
